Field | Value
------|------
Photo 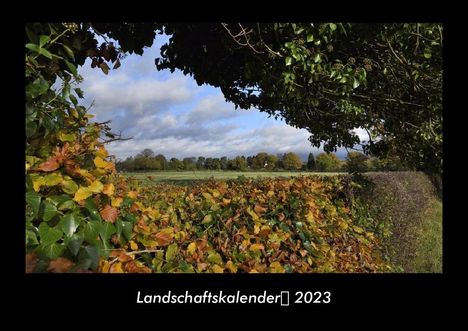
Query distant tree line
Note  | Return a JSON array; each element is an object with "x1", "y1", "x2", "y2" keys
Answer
[{"x1": 116, "y1": 149, "x2": 409, "y2": 173}]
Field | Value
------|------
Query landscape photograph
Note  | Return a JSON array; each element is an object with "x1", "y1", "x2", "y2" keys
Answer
[{"x1": 25, "y1": 22, "x2": 442, "y2": 273}]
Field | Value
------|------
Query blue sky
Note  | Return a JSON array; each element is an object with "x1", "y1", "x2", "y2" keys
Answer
[{"x1": 77, "y1": 34, "x2": 365, "y2": 161}]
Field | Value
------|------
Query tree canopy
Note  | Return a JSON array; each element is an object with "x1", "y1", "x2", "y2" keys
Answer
[{"x1": 28, "y1": 22, "x2": 441, "y2": 174}]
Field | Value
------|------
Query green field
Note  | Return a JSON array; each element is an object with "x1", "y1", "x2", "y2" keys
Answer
[{"x1": 122, "y1": 170, "x2": 345, "y2": 185}]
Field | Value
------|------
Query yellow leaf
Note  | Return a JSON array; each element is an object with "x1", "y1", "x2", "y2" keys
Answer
[
  {"x1": 202, "y1": 214, "x2": 213, "y2": 224},
  {"x1": 88, "y1": 180, "x2": 104, "y2": 193},
  {"x1": 187, "y1": 242, "x2": 197, "y2": 255},
  {"x1": 99, "y1": 260, "x2": 111, "y2": 273},
  {"x1": 43, "y1": 173, "x2": 63, "y2": 186},
  {"x1": 306, "y1": 211, "x2": 314, "y2": 223},
  {"x1": 270, "y1": 261, "x2": 285, "y2": 273},
  {"x1": 73, "y1": 187, "x2": 93, "y2": 202},
  {"x1": 225, "y1": 261, "x2": 238, "y2": 273},
  {"x1": 211, "y1": 264, "x2": 224, "y2": 273},
  {"x1": 267, "y1": 190, "x2": 275, "y2": 197},
  {"x1": 102, "y1": 183, "x2": 115, "y2": 196},
  {"x1": 246, "y1": 207, "x2": 262, "y2": 223},
  {"x1": 93, "y1": 156, "x2": 109, "y2": 169},
  {"x1": 109, "y1": 262, "x2": 124, "y2": 273},
  {"x1": 32, "y1": 176, "x2": 45, "y2": 192},
  {"x1": 111, "y1": 197, "x2": 123, "y2": 207},
  {"x1": 254, "y1": 224, "x2": 260, "y2": 234},
  {"x1": 130, "y1": 240, "x2": 138, "y2": 251},
  {"x1": 127, "y1": 191, "x2": 138, "y2": 199},
  {"x1": 95, "y1": 146, "x2": 109, "y2": 158},
  {"x1": 249, "y1": 244, "x2": 264, "y2": 251},
  {"x1": 222, "y1": 198, "x2": 231, "y2": 205}
]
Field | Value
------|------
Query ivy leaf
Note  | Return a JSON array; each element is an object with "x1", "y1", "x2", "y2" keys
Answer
[
  {"x1": 41, "y1": 243, "x2": 66, "y2": 260},
  {"x1": 67, "y1": 232, "x2": 84, "y2": 256},
  {"x1": 61, "y1": 214, "x2": 80, "y2": 237},
  {"x1": 78, "y1": 245, "x2": 99, "y2": 270},
  {"x1": 40, "y1": 200, "x2": 58, "y2": 222},
  {"x1": 26, "y1": 191, "x2": 41, "y2": 218},
  {"x1": 83, "y1": 221, "x2": 100, "y2": 244},
  {"x1": 38, "y1": 222, "x2": 63, "y2": 246},
  {"x1": 99, "y1": 222, "x2": 116, "y2": 241}
]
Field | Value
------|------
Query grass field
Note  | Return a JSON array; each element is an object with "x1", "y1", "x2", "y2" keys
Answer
[{"x1": 122, "y1": 170, "x2": 345, "y2": 185}]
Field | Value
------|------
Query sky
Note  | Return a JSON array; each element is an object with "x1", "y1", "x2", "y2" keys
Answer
[{"x1": 77, "y1": 34, "x2": 366, "y2": 161}]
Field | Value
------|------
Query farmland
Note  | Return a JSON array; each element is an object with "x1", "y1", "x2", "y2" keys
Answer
[{"x1": 122, "y1": 171, "x2": 345, "y2": 185}]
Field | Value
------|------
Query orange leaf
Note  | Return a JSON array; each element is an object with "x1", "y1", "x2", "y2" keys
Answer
[
  {"x1": 254, "y1": 204, "x2": 268, "y2": 214},
  {"x1": 102, "y1": 183, "x2": 115, "y2": 196},
  {"x1": 154, "y1": 231, "x2": 173, "y2": 246},
  {"x1": 47, "y1": 257, "x2": 75, "y2": 273},
  {"x1": 100, "y1": 205, "x2": 118, "y2": 223},
  {"x1": 36, "y1": 157, "x2": 60, "y2": 172},
  {"x1": 26, "y1": 254, "x2": 38, "y2": 273}
]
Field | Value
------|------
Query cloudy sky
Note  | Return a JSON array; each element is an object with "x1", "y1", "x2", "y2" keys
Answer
[{"x1": 77, "y1": 34, "x2": 362, "y2": 161}]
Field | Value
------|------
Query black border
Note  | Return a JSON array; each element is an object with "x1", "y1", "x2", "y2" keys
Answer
[{"x1": 12, "y1": 9, "x2": 460, "y2": 317}]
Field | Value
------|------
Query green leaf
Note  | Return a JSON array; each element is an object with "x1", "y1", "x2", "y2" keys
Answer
[
  {"x1": 99, "y1": 222, "x2": 116, "y2": 241},
  {"x1": 26, "y1": 120, "x2": 37, "y2": 137},
  {"x1": 329, "y1": 23, "x2": 337, "y2": 31},
  {"x1": 69, "y1": 94, "x2": 78, "y2": 106},
  {"x1": 62, "y1": 44, "x2": 75, "y2": 60},
  {"x1": 353, "y1": 78, "x2": 360, "y2": 89},
  {"x1": 38, "y1": 48, "x2": 53, "y2": 59},
  {"x1": 85, "y1": 197, "x2": 101, "y2": 221},
  {"x1": 26, "y1": 229, "x2": 39, "y2": 246},
  {"x1": 165, "y1": 243, "x2": 178, "y2": 262},
  {"x1": 313, "y1": 53, "x2": 321, "y2": 63},
  {"x1": 41, "y1": 243, "x2": 66, "y2": 260},
  {"x1": 61, "y1": 214, "x2": 80, "y2": 237},
  {"x1": 285, "y1": 57, "x2": 292, "y2": 66},
  {"x1": 40, "y1": 200, "x2": 58, "y2": 222},
  {"x1": 74, "y1": 88, "x2": 84, "y2": 99},
  {"x1": 26, "y1": 78, "x2": 49, "y2": 98},
  {"x1": 58, "y1": 199, "x2": 75, "y2": 211},
  {"x1": 78, "y1": 245, "x2": 99, "y2": 270},
  {"x1": 39, "y1": 35, "x2": 50, "y2": 47},
  {"x1": 83, "y1": 221, "x2": 100, "y2": 244},
  {"x1": 38, "y1": 222, "x2": 63, "y2": 246},
  {"x1": 67, "y1": 232, "x2": 84, "y2": 256},
  {"x1": 117, "y1": 219, "x2": 133, "y2": 240},
  {"x1": 207, "y1": 252, "x2": 223, "y2": 265},
  {"x1": 65, "y1": 60, "x2": 78, "y2": 76},
  {"x1": 26, "y1": 191, "x2": 41, "y2": 218},
  {"x1": 306, "y1": 34, "x2": 314, "y2": 42},
  {"x1": 424, "y1": 53, "x2": 432, "y2": 59},
  {"x1": 62, "y1": 180, "x2": 79, "y2": 194},
  {"x1": 25, "y1": 43, "x2": 40, "y2": 53}
]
